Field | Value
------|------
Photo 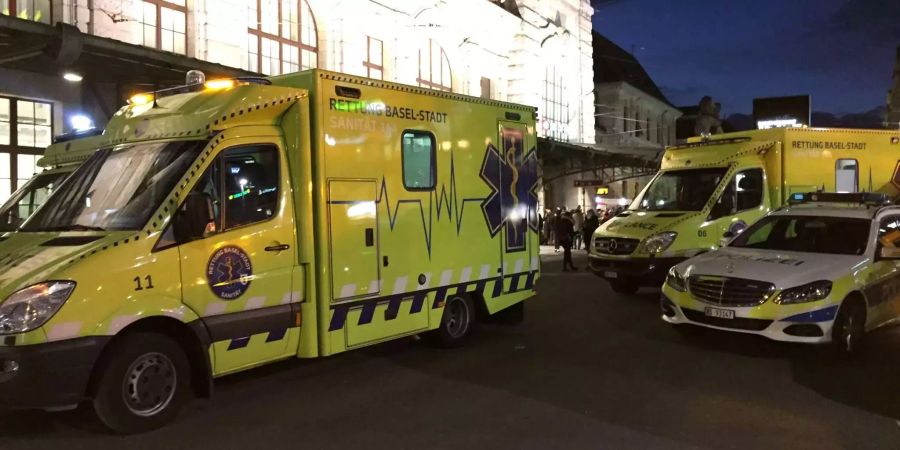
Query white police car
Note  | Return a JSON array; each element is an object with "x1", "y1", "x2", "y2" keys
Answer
[{"x1": 661, "y1": 193, "x2": 900, "y2": 354}]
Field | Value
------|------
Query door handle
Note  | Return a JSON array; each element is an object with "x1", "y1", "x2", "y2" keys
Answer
[
  {"x1": 265, "y1": 243, "x2": 290, "y2": 252},
  {"x1": 365, "y1": 228, "x2": 375, "y2": 247}
]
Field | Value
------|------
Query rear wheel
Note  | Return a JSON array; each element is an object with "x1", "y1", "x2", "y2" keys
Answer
[
  {"x1": 609, "y1": 277, "x2": 640, "y2": 295},
  {"x1": 424, "y1": 294, "x2": 475, "y2": 348},
  {"x1": 831, "y1": 299, "x2": 866, "y2": 356},
  {"x1": 91, "y1": 332, "x2": 191, "y2": 434}
]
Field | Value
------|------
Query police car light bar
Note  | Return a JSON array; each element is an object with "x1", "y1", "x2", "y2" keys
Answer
[{"x1": 789, "y1": 192, "x2": 892, "y2": 206}]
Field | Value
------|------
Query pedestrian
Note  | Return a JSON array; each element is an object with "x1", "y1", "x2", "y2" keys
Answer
[
  {"x1": 541, "y1": 209, "x2": 553, "y2": 245},
  {"x1": 583, "y1": 209, "x2": 600, "y2": 252},
  {"x1": 556, "y1": 211, "x2": 577, "y2": 271},
  {"x1": 538, "y1": 212, "x2": 545, "y2": 244},
  {"x1": 550, "y1": 208, "x2": 561, "y2": 252},
  {"x1": 573, "y1": 206, "x2": 584, "y2": 249}
]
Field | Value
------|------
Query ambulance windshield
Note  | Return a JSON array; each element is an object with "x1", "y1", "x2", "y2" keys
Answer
[
  {"x1": 23, "y1": 140, "x2": 206, "y2": 232},
  {"x1": 632, "y1": 168, "x2": 727, "y2": 211},
  {"x1": 0, "y1": 171, "x2": 68, "y2": 232},
  {"x1": 729, "y1": 215, "x2": 870, "y2": 255}
]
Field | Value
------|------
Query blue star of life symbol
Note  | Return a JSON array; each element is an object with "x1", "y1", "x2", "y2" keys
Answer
[{"x1": 479, "y1": 129, "x2": 539, "y2": 252}]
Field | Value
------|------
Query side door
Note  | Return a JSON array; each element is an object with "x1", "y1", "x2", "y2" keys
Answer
[
  {"x1": 495, "y1": 121, "x2": 538, "y2": 288},
  {"x1": 862, "y1": 214, "x2": 900, "y2": 327},
  {"x1": 705, "y1": 167, "x2": 767, "y2": 244},
  {"x1": 328, "y1": 179, "x2": 380, "y2": 300},
  {"x1": 176, "y1": 141, "x2": 297, "y2": 375}
]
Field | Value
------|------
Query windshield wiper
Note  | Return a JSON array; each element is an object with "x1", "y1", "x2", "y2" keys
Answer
[{"x1": 47, "y1": 224, "x2": 107, "y2": 232}]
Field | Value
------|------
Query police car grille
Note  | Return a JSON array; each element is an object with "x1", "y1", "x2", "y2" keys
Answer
[
  {"x1": 594, "y1": 237, "x2": 640, "y2": 255},
  {"x1": 688, "y1": 276, "x2": 774, "y2": 307}
]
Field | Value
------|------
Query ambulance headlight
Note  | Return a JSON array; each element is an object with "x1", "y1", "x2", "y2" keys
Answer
[
  {"x1": 0, "y1": 282, "x2": 76, "y2": 334},
  {"x1": 773, "y1": 280, "x2": 832, "y2": 305},
  {"x1": 643, "y1": 232, "x2": 677, "y2": 255}
]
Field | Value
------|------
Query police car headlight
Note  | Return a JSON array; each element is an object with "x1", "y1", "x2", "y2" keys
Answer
[
  {"x1": 643, "y1": 232, "x2": 677, "y2": 255},
  {"x1": 773, "y1": 281, "x2": 832, "y2": 305},
  {"x1": 666, "y1": 266, "x2": 686, "y2": 292},
  {"x1": 0, "y1": 282, "x2": 76, "y2": 334}
]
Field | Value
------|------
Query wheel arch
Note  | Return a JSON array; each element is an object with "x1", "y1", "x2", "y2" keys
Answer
[
  {"x1": 841, "y1": 290, "x2": 869, "y2": 326},
  {"x1": 87, "y1": 316, "x2": 213, "y2": 400}
]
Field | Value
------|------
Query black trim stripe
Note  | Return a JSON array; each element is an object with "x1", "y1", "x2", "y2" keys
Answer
[
  {"x1": 327, "y1": 270, "x2": 538, "y2": 331},
  {"x1": 204, "y1": 304, "x2": 298, "y2": 353}
]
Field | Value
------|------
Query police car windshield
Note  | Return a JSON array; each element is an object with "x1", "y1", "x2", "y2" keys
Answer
[
  {"x1": 0, "y1": 171, "x2": 68, "y2": 232},
  {"x1": 23, "y1": 140, "x2": 207, "y2": 232},
  {"x1": 632, "y1": 168, "x2": 727, "y2": 211},
  {"x1": 729, "y1": 215, "x2": 870, "y2": 255}
]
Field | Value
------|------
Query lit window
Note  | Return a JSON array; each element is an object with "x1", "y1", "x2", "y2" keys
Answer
[
  {"x1": 364, "y1": 36, "x2": 384, "y2": 80},
  {"x1": 835, "y1": 159, "x2": 858, "y2": 193},
  {"x1": 1, "y1": 0, "x2": 50, "y2": 24},
  {"x1": 248, "y1": 0, "x2": 318, "y2": 75},
  {"x1": 0, "y1": 99, "x2": 9, "y2": 146},
  {"x1": 401, "y1": 131, "x2": 436, "y2": 190},
  {"x1": 417, "y1": 39, "x2": 451, "y2": 92},
  {"x1": 141, "y1": 0, "x2": 187, "y2": 55},
  {"x1": 542, "y1": 66, "x2": 569, "y2": 142},
  {"x1": 15, "y1": 100, "x2": 52, "y2": 148},
  {"x1": 0, "y1": 96, "x2": 54, "y2": 204}
]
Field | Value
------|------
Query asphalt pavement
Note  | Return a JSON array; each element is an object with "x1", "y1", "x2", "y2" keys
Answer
[{"x1": 2, "y1": 247, "x2": 900, "y2": 449}]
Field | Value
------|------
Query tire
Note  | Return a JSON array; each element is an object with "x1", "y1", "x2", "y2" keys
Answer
[
  {"x1": 609, "y1": 278, "x2": 640, "y2": 295},
  {"x1": 424, "y1": 294, "x2": 475, "y2": 348},
  {"x1": 831, "y1": 299, "x2": 866, "y2": 356},
  {"x1": 91, "y1": 332, "x2": 192, "y2": 434}
]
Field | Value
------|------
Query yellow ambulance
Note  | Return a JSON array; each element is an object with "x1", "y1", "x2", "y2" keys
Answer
[
  {"x1": 0, "y1": 133, "x2": 101, "y2": 232},
  {"x1": 588, "y1": 128, "x2": 900, "y2": 294},
  {"x1": 0, "y1": 70, "x2": 540, "y2": 432}
]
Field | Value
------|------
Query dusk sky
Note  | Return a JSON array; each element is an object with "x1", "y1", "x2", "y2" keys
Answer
[{"x1": 592, "y1": 0, "x2": 900, "y2": 116}]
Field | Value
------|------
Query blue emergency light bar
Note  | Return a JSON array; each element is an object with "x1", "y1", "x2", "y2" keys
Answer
[{"x1": 788, "y1": 192, "x2": 892, "y2": 206}]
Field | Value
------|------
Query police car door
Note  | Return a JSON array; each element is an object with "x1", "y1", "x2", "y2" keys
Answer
[
  {"x1": 174, "y1": 140, "x2": 297, "y2": 375},
  {"x1": 863, "y1": 214, "x2": 900, "y2": 327}
]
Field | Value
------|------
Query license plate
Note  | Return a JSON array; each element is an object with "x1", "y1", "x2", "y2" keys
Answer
[
  {"x1": 704, "y1": 307, "x2": 734, "y2": 319},
  {"x1": 604, "y1": 271, "x2": 618, "y2": 279}
]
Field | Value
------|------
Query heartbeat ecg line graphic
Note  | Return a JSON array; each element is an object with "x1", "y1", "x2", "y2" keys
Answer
[{"x1": 376, "y1": 152, "x2": 486, "y2": 257}]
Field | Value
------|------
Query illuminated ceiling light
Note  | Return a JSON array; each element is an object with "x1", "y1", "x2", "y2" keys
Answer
[{"x1": 63, "y1": 72, "x2": 83, "y2": 82}]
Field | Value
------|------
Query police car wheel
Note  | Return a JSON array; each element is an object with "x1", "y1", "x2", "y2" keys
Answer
[
  {"x1": 832, "y1": 299, "x2": 866, "y2": 356},
  {"x1": 609, "y1": 278, "x2": 639, "y2": 295},
  {"x1": 424, "y1": 294, "x2": 475, "y2": 348},
  {"x1": 91, "y1": 332, "x2": 191, "y2": 434}
]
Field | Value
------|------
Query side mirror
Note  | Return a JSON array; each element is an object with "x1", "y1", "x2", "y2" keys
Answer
[
  {"x1": 719, "y1": 231, "x2": 735, "y2": 247},
  {"x1": 878, "y1": 246, "x2": 900, "y2": 260},
  {"x1": 173, "y1": 192, "x2": 215, "y2": 243}
]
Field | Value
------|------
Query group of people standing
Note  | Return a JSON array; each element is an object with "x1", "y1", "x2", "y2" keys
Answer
[{"x1": 539, "y1": 206, "x2": 614, "y2": 272}]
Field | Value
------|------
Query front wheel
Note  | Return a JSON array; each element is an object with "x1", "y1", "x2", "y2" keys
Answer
[
  {"x1": 91, "y1": 332, "x2": 191, "y2": 434},
  {"x1": 424, "y1": 294, "x2": 475, "y2": 348},
  {"x1": 609, "y1": 277, "x2": 640, "y2": 295},
  {"x1": 831, "y1": 299, "x2": 866, "y2": 356}
]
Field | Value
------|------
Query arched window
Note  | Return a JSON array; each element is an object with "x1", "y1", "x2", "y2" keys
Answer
[
  {"x1": 417, "y1": 39, "x2": 451, "y2": 91},
  {"x1": 248, "y1": 0, "x2": 318, "y2": 75},
  {"x1": 542, "y1": 66, "x2": 569, "y2": 142}
]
